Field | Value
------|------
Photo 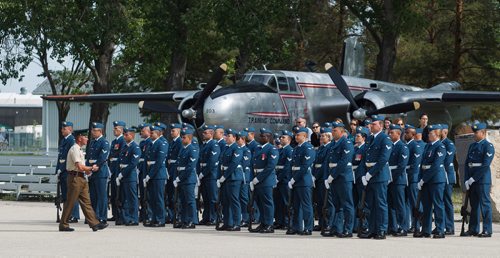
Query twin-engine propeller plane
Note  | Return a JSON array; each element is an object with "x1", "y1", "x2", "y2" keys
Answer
[{"x1": 43, "y1": 63, "x2": 500, "y2": 131}]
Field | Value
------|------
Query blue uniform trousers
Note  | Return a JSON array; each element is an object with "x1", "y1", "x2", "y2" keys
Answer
[
  {"x1": 240, "y1": 183, "x2": 250, "y2": 224},
  {"x1": 405, "y1": 182, "x2": 421, "y2": 230},
  {"x1": 60, "y1": 172, "x2": 80, "y2": 219},
  {"x1": 388, "y1": 183, "x2": 407, "y2": 232},
  {"x1": 138, "y1": 170, "x2": 151, "y2": 221},
  {"x1": 179, "y1": 183, "x2": 196, "y2": 224},
  {"x1": 353, "y1": 182, "x2": 368, "y2": 232},
  {"x1": 120, "y1": 181, "x2": 138, "y2": 224},
  {"x1": 109, "y1": 163, "x2": 120, "y2": 219},
  {"x1": 255, "y1": 186, "x2": 274, "y2": 226},
  {"x1": 421, "y1": 183, "x2": 445, "y2": 235},
  {"x1": 443, "y1": 183, "x2": 454, "y2": 232},
  {"x1": 292, "y1": 186, "x2": 314, "y2": 231},
  {"x1": 366, "y1": 182, "x2": 388, "y2": 234},
  {"x1": 222, "y1": 181, "x2": 242, "y2": 227},
  {"x1": 148, "y1": 179, "x2": 166, "y2": 224},
  {"x1": 332, "y1": 180, "x2": 354, "y2": 233},
  {"x1": 201, "y1": 179, "x2": 218, "y2": 223},
  {"x1": 273, "y1": 183, "x2": 289, "y2": 226},
  {"x1": 89, "y1": 177, "x2": 108, "y2": 221},
  {"x1": 469, "y1": 183, "x2": 492, "y2": 234}
]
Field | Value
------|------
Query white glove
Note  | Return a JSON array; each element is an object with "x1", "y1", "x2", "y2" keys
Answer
[
  {"x1": 198, "y1": 173, "x2": 204, "y2": 180},
  {"x1": 117, "y1": 173, "x2": 123, "y2": 180},
  {"x1": 143, "y1": 175, "x2": 150, "y2": 187},
  {"x1": 466, "y1": 177, "x2": 475, "y2": 187},
  {"x1": 365, "y1": 172, "x2": 372, "y2": 182},
  {"x1": 312, "y1": 175, "x2": 316, "y2": 182},
  {"x1": 324, "y1": 180, "x2": 330, "y2": 189},
  {"x1": 173, "y1": 180, "x2": 178, "y2": 188},
  {"x1": 249, "y1": 181, "x2": 255, "y2": 191},
  {"x1": 216, "y1": 180, "x2": 221, "y2": 188},
  {"x1": 115, "y1": 177, "x2": 121, "y2": 186},
  {"x1": 56, "y1": 169, "x2": 61, "y2": 177},
  {"x1": 418, "y1": 179, "x2": 424, "y2": 190},
  {"x1": 252, "y1": 177, "x2": 259, "y2": 185},
  {"x1": 196, "y1": 176, "x2": 201, "y2": 187},
  {"x1": 194, "y1": 185, "x2": 199, "y2": 197},
  {"x1": 288, "y1": 180, "x2": 293, "y2": 189},
  {"x1": 219, "y1": 176, "x2": 226, "y2": 183},
  {"x1": 327, "y1": 175, "x2": 334, "y2": 184},
  {"x1": 361, "y1": 176, "x2": 368, "y2": 186}
]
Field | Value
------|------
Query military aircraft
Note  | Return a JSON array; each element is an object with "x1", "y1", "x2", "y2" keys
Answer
[{"x1": 43, "y1": 63, "x2": 500, "y2": 131}]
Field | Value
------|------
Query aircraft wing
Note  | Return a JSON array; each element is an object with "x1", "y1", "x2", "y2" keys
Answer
[{"x1": 41, "y1": 91, "x2": 198, "y2": 103}]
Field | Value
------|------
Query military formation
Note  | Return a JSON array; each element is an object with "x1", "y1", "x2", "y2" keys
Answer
[{"x1": 56, "y1": 115, "x2": 495, "y2": 238}]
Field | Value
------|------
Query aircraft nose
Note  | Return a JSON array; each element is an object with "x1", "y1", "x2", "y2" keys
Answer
[{"x1": 203, "y1": 95, "x2": 234, "y2": 125}]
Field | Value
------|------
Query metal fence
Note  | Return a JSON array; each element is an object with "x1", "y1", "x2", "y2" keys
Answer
[{"x1": 0, "y1": 132, "x2": 42, "y2": 152}]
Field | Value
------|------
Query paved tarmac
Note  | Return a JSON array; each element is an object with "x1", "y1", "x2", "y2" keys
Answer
[{"x1": 0, "y1": 200, "x2": 499, "y2": 257}]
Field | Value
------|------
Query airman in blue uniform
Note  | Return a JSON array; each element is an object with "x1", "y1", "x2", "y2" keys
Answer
[
  {"x1": 387, "y1": 124, "x2": 409, "y2": 236},
  {"x1": 214, "y1": 125, "x2": 226, "y2": 179},
  {"x1": 137, "y1": 123, "x2": 152, "y2": 223},
  {"x1": 414, "y1": 124, "x2": 447, "y2": 238},
  {"x1": 173, "y1": 128, "x2": 199, "y2": 229},
  {"x1": 216, "y1": 129, "x2": 244, "y2": 231},
  {"x1": 358, "y1": 115, "x2": 392, "y2": 240},
  {"x1": 87, "y1": 122, "x2": 110, "y2": 223},
  {"x1": 462, "y1": 123, "x2": 495, "y2": 237},
  {"x1": 236, "y1": 130, "x2": 252, "y2": 227},
  {"x1": 286, "y1": 127, "x2": 316, "y2": 235},
  {"x1": 312, "y1": 127, "x2": 332, "y2": 232},
  {"x1": 116, "y1": 127, "x2": 141, "y2": 225},
  {"x1": 440, "y1": 124, "x2": 456, "y2": 235},
  {"x1": 352, "y1": 126, "x2": 369, "y2": 233},
  {"x1": 166, "y1": 123, "x2": 182, "y2": 223},
  {"x1": 273, "y1": 130, "x2": 293, "y2": 229},
  {"x1": 249, "y1": 128, "x2": 278, "y2": 233},
  {"x1": 198, "y1": 125, "x2": 220, "y2": 225},
  {"x1": 244, "y1": 127, "x2": 261, "y2": 222},
  {"x1": 57, "y1": 121, "x2": 80, "y2": 222},
  {"x1": 143, "y1": 125, "x2": 168, "y2": 227},
  {"x1": 325, "y1": 122, "x2": 355, "y2": 237},
  {"x1": 403, "y1": 124, "x2": 424, "y2": 233},
  {"x1": 109, "y1": 120, "x2": 127, "y2": 223}
]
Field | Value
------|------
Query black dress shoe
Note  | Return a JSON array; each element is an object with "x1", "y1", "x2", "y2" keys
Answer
[
  {"x1": 68, "y1": 217, "x2": 79, "y2": 223},
  {"x1": 273, "y1": 224, "x2": 283, "y2": 230},
  {"x1": 413, "y1": 231, "x2": 431, "y2": 238},
  {"x1": 59, "y1": 227, "x2": 75, "y2": 232},
  {"x1": 125, "y1": 222, "x2": 139, "y2": 226},
  {"x1": 143, "y1": 221, "x2": 152, "y2": 227},
  {"x1": 99, "y1": 220, "x2": 107, "y2": 224},
  {"x1": 478, "y1": 232, "x2": 492, "y2": 238},
  {"x1": 205, "y1": 221, "x2": 216, "y2": 226},
  {"x1": 151, "y1": 223, "x2": 165, "y2": 227},
  {"x1": 313, "y1": 225, "x2": 322, "y2": 231},
  {"x1": 198, "y1": 220, "x2": 208, "y2": 225},
  {"x1": 249, "y1": 224, "x2": 263, "y2": 233},
  {"x1": 358, "y1": 232, "x2": 374, "y2": 239},
  {"x1": 394, "y1": 229, "x2": 407, "y2": 237},
  {"x1": 408, "y1": 227, "x2": 415, "y2": 233},
  {"x1": 431, "y1": 227, "x2": 437, "y2": 234},
  {"x1": 320, "y1": 227, "x2": 333, "y2": 237},
  {"x1": 260, "y1": 225, "x2": 274, "y2": 233},
  {"x1": 339, "y1": 232, "x2": 353, "y2": 238},
  {"x1": 240, "y1": 222, "x2": 249, "y2": 228},
  {"x1": 226, "y1": 226, "x2": 241, "y2": 231},
  {"x1": 173, "y1": 223, "x2": 183, "y2": 228},
  {"x1": 300, "y1": 230, "x2": 312, "y2": 235},
  {"x1": 433, "y1": 233, "x2": 445, "y2": 239},
  {"x1": 217, "y1": 225, "x2": 229, "y2": 231},
  {"x1": 108, "y1": 217, "x2": 116, "y2": 222},
  {"x1": 374, "y1": 232, "x2": 386, "y2": 240},
  {"x1": 460, "y1": 230, "x2": 479, "y2": 237},
  {"x1": 115, "y1": 221, "x2": 124, "y2": 226},
  {"x1": 286, "y1": 229, "x2": 298, "y2": 235},
  {"x1": 182, "y1": 223, "x2": 196, "y2": 229},
  {"x1": 92, "y1": 222, "x2": 108, "y2": 231},
  {"x1": 445, "y1": 230, "x2": 455, "y2": 235}
]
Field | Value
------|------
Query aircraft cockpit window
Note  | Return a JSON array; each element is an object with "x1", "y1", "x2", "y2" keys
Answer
[
  {"x1": 287, "y1": 77, "x2": 297, "y2": 92},
  {"x1": 246, "y1": 74, "x2": 278, "y2": 92},
  {"x1": 277, "y1": 77, "x2": 289, "y2": 92}
]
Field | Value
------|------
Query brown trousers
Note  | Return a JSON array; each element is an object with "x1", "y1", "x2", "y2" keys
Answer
[{"x1": 59, "y1": 174, "x2": 99, "y2": 229}]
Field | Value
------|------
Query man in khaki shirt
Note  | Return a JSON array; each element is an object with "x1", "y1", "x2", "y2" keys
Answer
[{"x1": 59, "y1": 129, "x2": 108, "y2": 232}]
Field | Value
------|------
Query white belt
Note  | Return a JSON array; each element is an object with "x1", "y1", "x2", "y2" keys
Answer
[
  {"x1": 329, "y1": 163, "x2": 337, "y2": 168},
  {"x1": 139, "y1": 158, "x2": 144, "y2": 162},
  {"x1": 88, "y1": 160, "x2": 96, "y2": 164},
  {"x1": 389, "y1": 166, "x2": 398, "y2": 170},
  {"x1": 255, "y1": 168, "x2": 264, "y2": 173},
  {"x1": 352, "y1": 165, "x2": 358, "y2": 169},
  {"x1": 110, "y1": 158, "x2": 118, "y2": 162},
  {"x1": 365, "y1": 162, "x2": 376, "y2": 168},
  {"x1": 222, "y1": 166, "x2": 228, "y2": 171},
  {"x1": 291, "y1": 166, "x2": 300, "y2": 171},
  {"x1": 168, "y1": 159, "x2": 177, "y2": 164},
  {"x1": 59, "y1": 159, "x2": 65, "y2": 163},
  {"x1": 177, "y1": 167, "x2": 185, "y2": 171},
  {"x1": 405, "y1": 166, "x2": 410, "y2": 169},
  {"x1": 468, "y1": 163, "x2": 482, "y2": 168},
  {"x1": 314, "y1": 164, "x2": 322, "y2": 168},
  {"x1": 422, "y1": 165, "x2": 431, "y2": 170},
  {"x1": 119, "y1": 164, "x2": 128, "y2": 169},
  {"x1": 276, "y1": 165, "x2": 284, "y2": 170},
  {"x1": 200, "y1": 163, "x2": 207, "y2": 167},
  {"x1": 147, "y1": 161, "x2": 156, "y2": 165},
  {"x1": 449, "y1": 163, "x2": 454, "y2": 167}
]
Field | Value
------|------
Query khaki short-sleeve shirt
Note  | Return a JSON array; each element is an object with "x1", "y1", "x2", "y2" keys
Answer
[{"x1": 66, "y1": 144, "x2": 85, "y2": 172}]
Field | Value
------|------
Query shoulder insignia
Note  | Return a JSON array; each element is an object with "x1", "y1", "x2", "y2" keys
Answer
[
  {"x1": 414, "y1": 154, "x2": 421, "y2": 158},
  {"x1": 385, "y1": 145, "x2": 391, "y2": 150},
  {"x1": 234, "y1": 154, "x2": 240, "y2": 157},
  {"x1": 487, "y1": 153, "x2": 493, "y2": 157},
  {"x1": 447, "y1": 151, "x2": 453, "y2": 155},
  {"x1": 271, "y1": 155, "x2": 277, "y2": 159},
  {"x1": 437, "y1": 152, "x2": 443, "y2": 157},
  {"x1": 102, "y1": 150, "x2": 108, "y2": 153},
  {"x1": 343, "y1": 150, "x2": 351, "y2": 154},
  {"x1": 243, "y1": 156, "x2": 249, "y2": 161},
  {"x1": 287, "y1": 157, "x2": 292, "y2": 161},
  {"x1": 133, "y1": 154, "x2": 139, "y2": 158},
  {"x1": 211, "y1": 151, "x2": 217, "y2": 155},
  {"x1": 402, "y1": 155, "x2": 408, "y2": 159},
  {"x1": 190, "y1": 158, "x2": 196, "y2": 162},
  {"x1": 305, "y1": 156, "x2": 311, "y2": 160}
]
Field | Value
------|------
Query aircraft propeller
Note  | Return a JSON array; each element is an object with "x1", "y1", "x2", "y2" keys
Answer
[{"x1": 324, "y1": 63, "x2": 420, "y2": 120}]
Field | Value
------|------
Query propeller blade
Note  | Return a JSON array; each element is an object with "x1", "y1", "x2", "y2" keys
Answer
[
  {"x1": 366, "y1": 101, "x2": 421, "y2": 117},
  {"x1": 138, "y1": 101, "x2": 180, "y2": 113},
  {"x1": 325, "y1": 63, "x2": 360, "y2": 110},
  {"x1": 191, "y1": 63, "x2": 228, "y2": 110}
]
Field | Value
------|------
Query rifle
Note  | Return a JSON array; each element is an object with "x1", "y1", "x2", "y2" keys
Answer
[
  {"x1": 196, "y1": 181, "x2": 203, "y2": 215},
  {"x1": 116, "y1": 182, "x2": 122, "y2": 210},
  {"x1": 141, "y1": 182, "x2": 149, "y2": 224},
  {"x1": 55, "y1": 175, "x2": 62, "y2": 223},
  {"x1": 247, "y1": 187, "x2": 255, "y2": 231},
  {"x1": 172, "y1": 186, "x2": 179, "y2": 228},
  {"x1": 460, "y1": 190, "x2": 470, "y2": 236},
  {"x1": 107, "y1": 180, "x2": 111, "y2": 210},
  {"x1": 287, "y1": 187, "x2": 294, "y2": 230},
  {"x1": 320, "y1": 185, "x2": 330, "y2": 235},
  {"x1": 215, "y1": 182, "x2": 224, "y2": 230},
  {"x1": 412, "y1": 189, "x2": 423, "y2": 232},
  {"x1": 356, "y1": 188, "x2": 367, "y2": 237}
]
